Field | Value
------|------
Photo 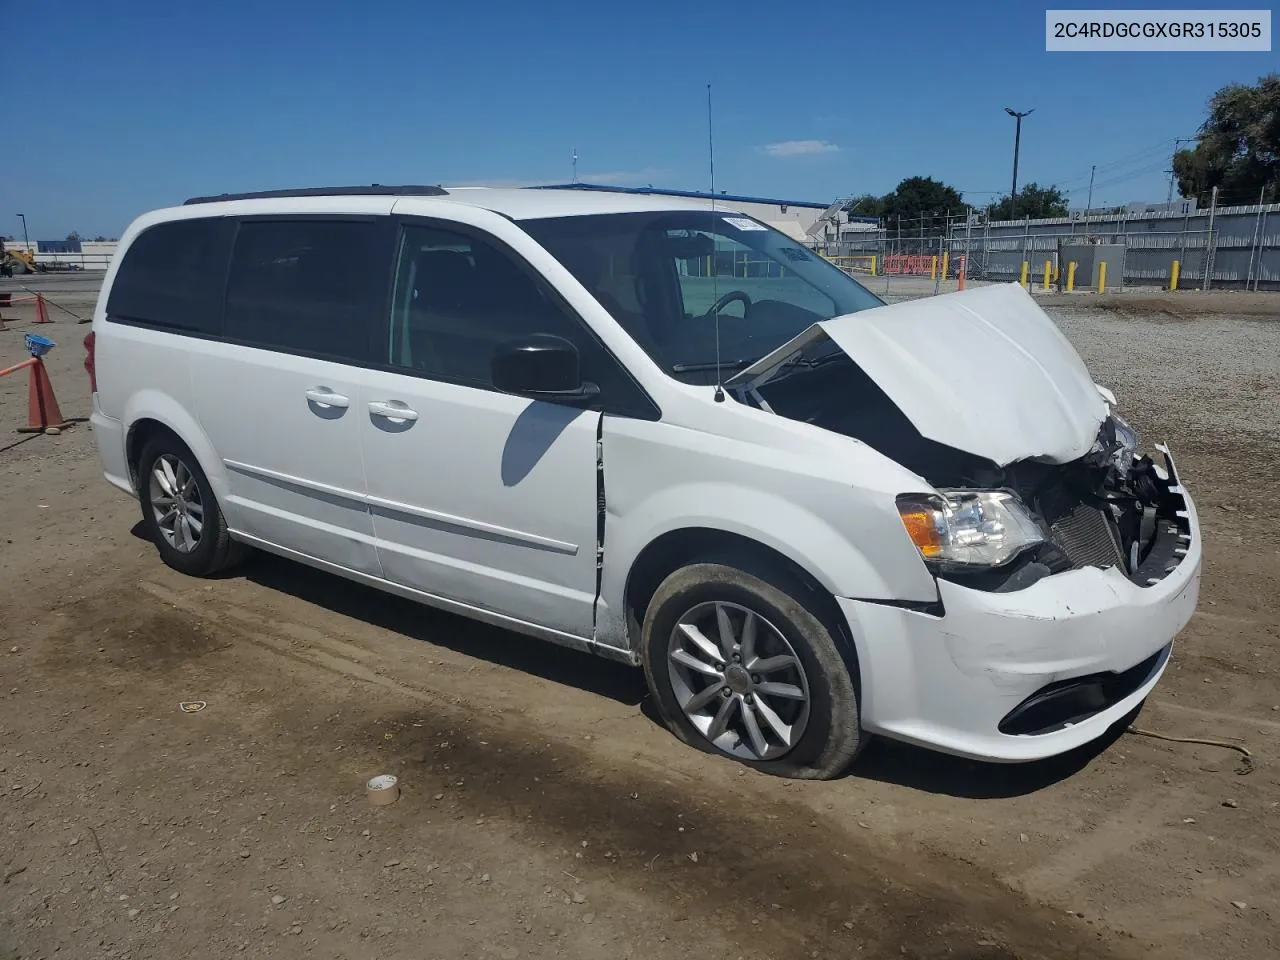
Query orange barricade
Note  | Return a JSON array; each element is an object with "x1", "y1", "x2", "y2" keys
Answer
[
  {"x1": 1, "y1": 334, "x2": 74, "y2": 433},
  {"x1": 880, "y1": 255, "x2": 935, "y2": 275}
]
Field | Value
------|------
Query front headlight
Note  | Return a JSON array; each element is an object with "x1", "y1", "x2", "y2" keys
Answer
[
  {"x1": 1108, "y1": 413, "x2": 1139, "y2": 473},
  {"x1": 896, "y1": 490, "x2": 1045, "y2": 567}
]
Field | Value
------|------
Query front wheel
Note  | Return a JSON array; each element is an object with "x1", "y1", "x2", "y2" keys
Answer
[{"x1": 640, "y1": 562, "x2": 863, "y2": 779}]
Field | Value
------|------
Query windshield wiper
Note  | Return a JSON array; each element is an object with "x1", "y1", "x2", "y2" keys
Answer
[
  {"x1": 773, "y1": 348, "x2": 845, "y2": 375},
  {"x1": 670, "y1": 358, "x2": 758, "y2": 373}
]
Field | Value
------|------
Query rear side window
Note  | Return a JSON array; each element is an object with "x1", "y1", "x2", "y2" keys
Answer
[
  {"x1": 106, "y1": 218, "x2": 233, "y2": 333},
  {"x1": 224, "y1": 219, "x2": 388, "y2": 361}
]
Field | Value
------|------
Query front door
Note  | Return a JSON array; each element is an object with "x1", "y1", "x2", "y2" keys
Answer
[
  {"x1": 191, "y1": 216, "x2": 392, "y2": 577},
  {"x1": 359, "y1": 221, "x2": 615, "y2": 638}
]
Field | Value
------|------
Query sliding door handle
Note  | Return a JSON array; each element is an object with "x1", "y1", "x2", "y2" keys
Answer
[{"x1": 368, "y1": 400, "x2": 419, "y2": 422}]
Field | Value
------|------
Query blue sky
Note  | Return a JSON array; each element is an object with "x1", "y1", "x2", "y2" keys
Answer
[{"x1": 4, "y1": 0, "x2": 1275, "y2": 238}]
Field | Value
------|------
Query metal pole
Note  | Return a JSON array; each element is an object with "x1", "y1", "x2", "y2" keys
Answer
[
  {"x1": 1005, "y1": 107, "x2": 1033, "y2": 209},
  {"x1": 1166, "y1": 138, "x2": 1184, "y2": 205},
  {"x1": 982, "y1": 213, "x2": 990, "y2": 276},
  {"x1": 934, "y1": 234, "x2": 944, "y2": 296},
  {"x1": 1179, "y1": 205, "x2": 1189, "y2": 279},
  {"x1": 1086, "y1": 165, "x2": 1095, "y2": 211},
  {"x1": 17, "y1": 213, "x2": 29, "y2": 253},
  {"x1": 1205, "y1": 185, "x2": 1218, "y2": 290},
  {"x1": 1256, "y1": 207, "x2": 1269, "y2": 291},
  {"x1": 1012, "y1": 116, "x2": 1021, "y2": 201},
  {"x1": 1246, "y1": 186, "x2": 1265, "y2": 289},
  {"x1": 964, "y1": 207, "x2": 973, "y2": 281}
]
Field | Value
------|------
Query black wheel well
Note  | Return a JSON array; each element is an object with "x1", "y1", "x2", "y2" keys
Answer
[
  {"x1": 125, "y1": 419, "x2": 183, "y2": 488},
  {"x1": 624, "y1": 528, "x2": 859, "y2": 678}
]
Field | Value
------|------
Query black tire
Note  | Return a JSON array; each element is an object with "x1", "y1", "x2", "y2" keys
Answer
[
  {"x1": 137, "y1": 434, "x2": 246, "y2": 577},
  {"x1": 640, "y1": 561, "x2": 863, "y2": 780}
]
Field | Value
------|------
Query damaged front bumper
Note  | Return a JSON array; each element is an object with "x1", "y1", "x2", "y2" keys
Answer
[{"x1": 839, "y1": 446, "x2": 1200, "y2": 763}]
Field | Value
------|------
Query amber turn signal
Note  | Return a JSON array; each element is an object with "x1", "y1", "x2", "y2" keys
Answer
[{"x1": 896, "y1": 499, "x2": 945, "y2": 559}]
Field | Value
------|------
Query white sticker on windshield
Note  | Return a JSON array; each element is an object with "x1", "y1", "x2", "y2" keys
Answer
[{"x1": 722, "y1": 216, "x2": 767, "y2": 231}]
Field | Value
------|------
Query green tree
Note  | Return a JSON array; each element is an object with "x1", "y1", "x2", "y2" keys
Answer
[
  {"x1": 879, "y1": 176, "x2": 964, "y2": 235},
  {"x1": 66, "y1": 231, "x2": 82, "y2": 242},
  {"x1": 987, "y1": 182, "x2": 1070, "y2": 220},
  {"x1": 842, "y1": 193, "x2": 884, "y2": 218},
  {"x1": 1174, "y1": 73, "x2": 1280, "y2": 204}
]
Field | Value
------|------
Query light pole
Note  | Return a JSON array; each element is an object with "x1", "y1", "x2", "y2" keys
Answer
[
  {"x1": 16, "y1": 213, "x2": 29, "y2": 252},
  {"x1": 1004, "y1": 107, "x2": 1034, "y2": 213}
]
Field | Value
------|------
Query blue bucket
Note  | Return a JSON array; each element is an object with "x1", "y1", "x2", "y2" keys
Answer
[{"x1": 24, "y1": 333, "x2": 55, "y2": 358}]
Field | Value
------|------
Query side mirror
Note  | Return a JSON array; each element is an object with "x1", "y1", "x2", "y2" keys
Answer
[{"x1": 492, "y1": 334, "x2": 600, "y2": 402}]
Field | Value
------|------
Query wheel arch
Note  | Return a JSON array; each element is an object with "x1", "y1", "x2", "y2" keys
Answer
[
  {"x1": 122, "y1": 392, "x2": 229, "y2": 502},
  {"x1": 622, "y1": 526, "x2": 861, "y2": 686}
]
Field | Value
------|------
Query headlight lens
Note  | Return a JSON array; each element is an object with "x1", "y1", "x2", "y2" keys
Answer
[{"x1": 896, "y1": 490, "x2": 1045, "y2": 567}]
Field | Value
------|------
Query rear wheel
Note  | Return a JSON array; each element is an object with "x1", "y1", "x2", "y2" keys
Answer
[
  {"x1": 640, "y1": 562, "x2": 863, "y2": 779},
  {"x1": 137, "y1": 435, "x2": 245, "y2": 577}
]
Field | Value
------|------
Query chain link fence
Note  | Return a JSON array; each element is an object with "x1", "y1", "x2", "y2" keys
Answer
[{"x1": 819, "y1": 197, "x2": 1280, "y2": 294}]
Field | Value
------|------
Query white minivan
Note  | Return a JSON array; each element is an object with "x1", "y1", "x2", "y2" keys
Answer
[{"x1": 88, "y1": 185, "x2": 1201, "y2": 779}]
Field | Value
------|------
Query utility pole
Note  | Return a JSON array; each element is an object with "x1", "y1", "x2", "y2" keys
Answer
[
  {"x1": 1005, "y1": 107, "x2": 1034, "y2": 213},
  {"x1": 1086, "y1": 165, "x2": 1096, "y2": 212},
  {"x1": 1166, "y1": 137, "x2": 1187, "y2": 205},
  {"x1": 571, "y1": 148, "x2": 578, "y2": 184},
  {"x1": 16, "y1": 213, "x2": 29, "y2": 252}
]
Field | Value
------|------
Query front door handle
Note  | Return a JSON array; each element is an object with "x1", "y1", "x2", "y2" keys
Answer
[
  {"x1": 305, "y1": 387, "x2": 350, "y2": 409},
  {"x1": 368, "y1": 400, "x2": 419, "y2": 422}
]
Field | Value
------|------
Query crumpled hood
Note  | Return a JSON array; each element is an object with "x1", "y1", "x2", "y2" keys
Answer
[{"x1": 727, "y1": 282, "x2": 1108, "y2": 467}]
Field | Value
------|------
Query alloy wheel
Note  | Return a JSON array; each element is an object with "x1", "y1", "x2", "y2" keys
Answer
[
  {"x1": 667, "y1": 601, "x2": 811, "y2": 761},
  {"x1": 149, "y1": 454, "x2": 204, "y2": 554}
]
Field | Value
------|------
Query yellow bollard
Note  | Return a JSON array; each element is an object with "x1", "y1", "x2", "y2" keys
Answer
[
  {"x1": 1066, "y1": 261, "x2": 1077, "y2": 292},
  {"x1": 941, "y1": 251, "x2": 949, "y2": 279},
  {"x1": 1170, "y1": 259, "x2": 1180, "y2": 291},
  {"x1": 1043, "y1": 260, "x2": 1051, "y2": 291},
  {"x1": 1019, "y1": 261, "x2": 1029, "y2": 288},
  {"x1": 930, "y1": 256, "x2": 938, "y2": 281},
  {"x1": 1098, "y1": 261, "x2": 1108, "y2": 294},
  {"x1": 870, "y1": 255, "x2": 877, "y2": 277}
]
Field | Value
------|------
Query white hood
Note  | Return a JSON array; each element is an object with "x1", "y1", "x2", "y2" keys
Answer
[{"x1": 727, "y1": 283, "x2": 1108, "y2": 467}]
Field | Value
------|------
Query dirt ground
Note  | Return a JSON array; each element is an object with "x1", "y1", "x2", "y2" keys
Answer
[{"x1": 2, "y1": 283, "x2": 1278, "y2": 960}]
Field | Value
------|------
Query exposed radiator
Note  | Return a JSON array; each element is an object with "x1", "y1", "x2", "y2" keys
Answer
[{"x1": 1048, "y1": 503, "x2": 1125, "y2": 569}]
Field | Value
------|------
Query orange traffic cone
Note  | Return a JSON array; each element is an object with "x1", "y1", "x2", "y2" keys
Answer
[
  {"x1": 17, "y1": 356, "x2": 73, "y2": 434},
  {"x1": 35, "y1": 294, "x2": 51, "y2": 324}
]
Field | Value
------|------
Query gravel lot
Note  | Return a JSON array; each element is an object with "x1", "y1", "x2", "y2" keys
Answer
[{"x1": 2, "y1": 280, "x2": 1278, "y2": 960}]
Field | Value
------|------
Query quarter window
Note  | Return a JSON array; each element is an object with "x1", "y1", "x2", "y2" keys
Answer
[
  {"x1": 105, "y1": 218, "x2": 234, "y2": 334},
  {"x1": 224, "y1": 219, "x2": 386, "y2": 361}
]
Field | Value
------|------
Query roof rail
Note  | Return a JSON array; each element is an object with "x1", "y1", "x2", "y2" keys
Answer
[{"x1": 182, "y1": 184, "x2": 448, "y2": 205}]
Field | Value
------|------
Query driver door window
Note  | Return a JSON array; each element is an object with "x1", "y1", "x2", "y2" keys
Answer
[
  {"x1": 385, "y1": 224, "x2": 653, "y2": 418},
  {"x1": 388, "y1": 226, "x2": 580, "y2": 387}
]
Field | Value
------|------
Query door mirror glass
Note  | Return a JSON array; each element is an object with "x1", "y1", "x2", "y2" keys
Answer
[{"x1": 492, "y1": 334, "x2": 599, "y2": 401}]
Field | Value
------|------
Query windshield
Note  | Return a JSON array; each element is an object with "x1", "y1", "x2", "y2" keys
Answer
[{"x1": 521, "y1": 210, "x2": 882, "y2": 382}]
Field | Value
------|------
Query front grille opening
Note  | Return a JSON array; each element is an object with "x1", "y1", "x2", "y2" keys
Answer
[
  {"x1": 998, "y1": 645, "x2": 1169, "y2": 736},
  {"x1": 1048, "y1": 502, "x2": 1125, "y2": 569}
]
